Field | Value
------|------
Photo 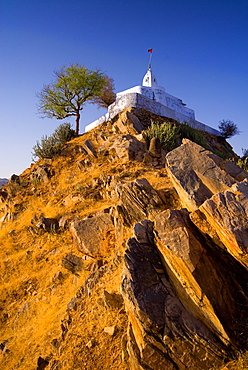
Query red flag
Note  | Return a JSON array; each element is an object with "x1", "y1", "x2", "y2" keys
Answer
[{"x1": 148, "y1": 49, "x2": 153, "y2": 53}]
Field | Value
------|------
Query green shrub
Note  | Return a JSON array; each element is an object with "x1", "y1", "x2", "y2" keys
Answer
[
  {"x1": 53, "y1": 122, "x2": 76, "y2": 144},
  {"x1": 144, "y1": 120, "x2": 208, "y2": 152},
  {"x1": 218, "y1": 119, "x2": 240, "y2": 139},
  {"x1": 32, "y1": 123, "x2": 76, "y2": 159},
  {"x1": 236, "y1": 157, "x2": 248, "y2": 172},
  {"x1": 144, "y1": 121, "x2": 180, "y2": 151},
  {"x1": 32, "y1": 135, "x2": 62, "y2": 159},
  {"x1": 241, "y1": 148, "x2": 248, "y2": 159}
]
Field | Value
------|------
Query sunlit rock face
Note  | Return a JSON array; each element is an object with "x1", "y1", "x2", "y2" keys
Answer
[
  {"x1": 166, "y1": 139, "x2": 236, "y2": 211},
  {"x1": 121, "y1": 218, "x2": 246, "y2": 370},
  {"x1": 122, "y1": 197, "x2": 248, "y2": 369},
  {"x1": 120, "y1": 137, "x2": 248, "y2": 370},
  {"x1": 198, "y1": 180, "x2": 248, "y2": 264}
]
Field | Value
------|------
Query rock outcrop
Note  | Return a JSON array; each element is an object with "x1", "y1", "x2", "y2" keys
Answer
[
  {"x1": 154, "y1": 209, "x2": 248, "y2": 347},
  {"x1": 197, "y1": 180, "x2": 248, "y2": 264},
  {"x1": 120, "y1": 139, "x2": 248, "y2": 369},
  {"x1": 30, "y1": 165, "x2": 54, "y2": 184},
  {"x1": 166, "y1": 139, "x2": 236, "y2": 211},
  {"x1": 122, "y1": 220, "x2": 229, "y2": 370},
  {"x1": 70, "y1": 213, "x2": 115, "y2": 256},
  {"x1": 109, "y1": 134, "x2": 146, "y2": 162},
  {"x1": 112, "y1": 110, "x2": 145, "y2": 135},
  {"x1": 116, "y1": 178, "x2": 165, "y2": 226}
]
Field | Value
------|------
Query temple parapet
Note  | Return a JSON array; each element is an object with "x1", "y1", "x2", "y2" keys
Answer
[
  {"x1": 117, "y1": 85, "x2": 195, "y2": 119},
  {"x1": 85, "y1": 92, "x2": 220, "y2": 136}
]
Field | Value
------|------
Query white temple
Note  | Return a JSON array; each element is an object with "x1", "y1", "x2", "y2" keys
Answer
[{"x1": 85, "y1": 59, "x2": 220, "y2": 136}]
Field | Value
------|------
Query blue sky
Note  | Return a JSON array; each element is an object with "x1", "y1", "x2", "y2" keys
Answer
[{"x1": 1, "y1": 0, "x2": 247, "y2": 178}]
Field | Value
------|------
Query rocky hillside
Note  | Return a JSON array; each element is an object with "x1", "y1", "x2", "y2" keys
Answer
[
  {"x1": 0, "y1": 178, "x2": 8, "y2": 188},
  {"x1": 0, "y1": 108, "x2": 248, "y2": 370}
]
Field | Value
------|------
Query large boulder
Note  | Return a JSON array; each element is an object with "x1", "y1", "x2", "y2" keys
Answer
[
  {"x1": 109, "y1": 134, "x2": 146, "y2": 162},
  {"x1": 195, "y1": 179, "x2": 248, "y2": 264},
  {"x1": 80, "y1": 139, "x2": 97, "y2": 158},
  {"x1": 154, "y1": 208, "x2": 248, "y2": 348},
  {"x1": 166, "y1": 139, "x2": 235, "y2": 211},
  {"x1": 112, "y1": 110, "x2": 145, "y2": 135},
  {"x1": 30, "y1": 166, "x2": 54, "y2": 184},
  {"x1": 116, "y1": 178, "x2": 165, "y2": 227},
  {"x1": 70, "y1": 214, "x2": 115, "y2": 256}
]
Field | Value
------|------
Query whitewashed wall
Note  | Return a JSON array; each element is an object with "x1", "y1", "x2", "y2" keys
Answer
[{"x1": 85, "y1": 92, "x2": 220, "y2": 136}]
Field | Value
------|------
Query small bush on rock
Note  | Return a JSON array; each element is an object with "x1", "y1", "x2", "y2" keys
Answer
[
  {"x1": 218, "y1": 119, "x2": 240, "y2": 139},
  {"x1": 144, "y1": 121, "x2": 180, "y2": 151},
  {"x1": 235, "y1": 157, "x2": 248, "y2": 172},
  {"x1": 241, "y1": 148, "x2": 248, "y2": 160},
  {"x1": 32, "y1": 135, "x2": 62, "y2": 159},
  {"x1": 32, "y1": 123, "x2": 76, "y2": 159},
  {"x1": 53, "y1": 122, "x2": 76, "y2": 144},
  {"x1": 144, "y1": 120, "x2": 208, "y2": 152}
]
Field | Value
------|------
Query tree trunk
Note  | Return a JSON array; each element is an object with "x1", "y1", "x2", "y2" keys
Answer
[{"x1": 75, "y1": 113, "x2": 80, "y2": 136}]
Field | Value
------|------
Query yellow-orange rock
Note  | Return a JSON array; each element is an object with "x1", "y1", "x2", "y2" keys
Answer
[
  {"x1": 198, "y1": 179, "x2": 248, "y2": 265},
  {"x1": 166, "y1": 139, "x2": 235, "y2": 211}
]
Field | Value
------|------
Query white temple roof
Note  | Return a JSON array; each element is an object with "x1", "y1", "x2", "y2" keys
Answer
[{"x1": 142, "y1": 66, "x2": 158, "y2": 87}]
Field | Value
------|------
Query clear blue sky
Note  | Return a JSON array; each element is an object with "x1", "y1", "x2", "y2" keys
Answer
[{"x1": 1, "y1": 0, "x2": 247, "y2": 178}]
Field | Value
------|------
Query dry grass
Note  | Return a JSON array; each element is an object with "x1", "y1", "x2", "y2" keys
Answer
[
  {"x1": 50, "y1": 260, "x2": 128, "y2": 370},
  {"x1": 0, "y1": 220, "x2": 91, "y2": 369},
  {"x1": 0, "y1": 130, "x2": 135, "y2": 369},
  {"x1": 221, "y1": 352, "x2": 248, "y2": 369}
]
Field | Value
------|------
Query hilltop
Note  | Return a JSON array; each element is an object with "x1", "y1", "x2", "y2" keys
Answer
[{"x1": 0, "y1": 108, "x2": 248, "y2": 370}]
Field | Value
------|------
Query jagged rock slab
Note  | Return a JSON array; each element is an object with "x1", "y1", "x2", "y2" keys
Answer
[
  {"x1": 166, "y1": 139, "x2": 235, "y2": 211},
  {"x1": 70, "y1": 214, "x2": 115, "y2": 256},
  {"x1": 122, "y1": 220, "x2": 229, "y2": 370},
  {"x1": 81, "y1": 139, "x2": 97, "y2": 158},
  {"x1": 116, "y1": 178, "x2": 164, "y2": 226},
  {"x1": 62, "y1": 253, "x2": 83, "y2": 273},
  {"x1": 219, "y1": 160, "x2": 248, "y2": 182},
  {"x1": 109, "y1": 134, "x2": 146, "y2": 162},
  {"x1": 30, "y1": 165, "x2": 54, "y2": 183},
  {"x1": 197, "y1": 179, "x2": 248, "y2": 263},
  {"x1": 154, "y1": 208, "x2": 248, "y2": 347},
  {"x1": 112, "y1": 110, "x2": 145, "y2": 134}
]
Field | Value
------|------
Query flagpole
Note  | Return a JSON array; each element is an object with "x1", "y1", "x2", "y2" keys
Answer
[{"x1": 148, "y1": 49, "x2": 153, "y2": 69}]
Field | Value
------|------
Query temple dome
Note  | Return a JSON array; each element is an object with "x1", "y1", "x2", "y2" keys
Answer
[{"x1": 142, "y1": 67, "x2": 158, "y2": 87}]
